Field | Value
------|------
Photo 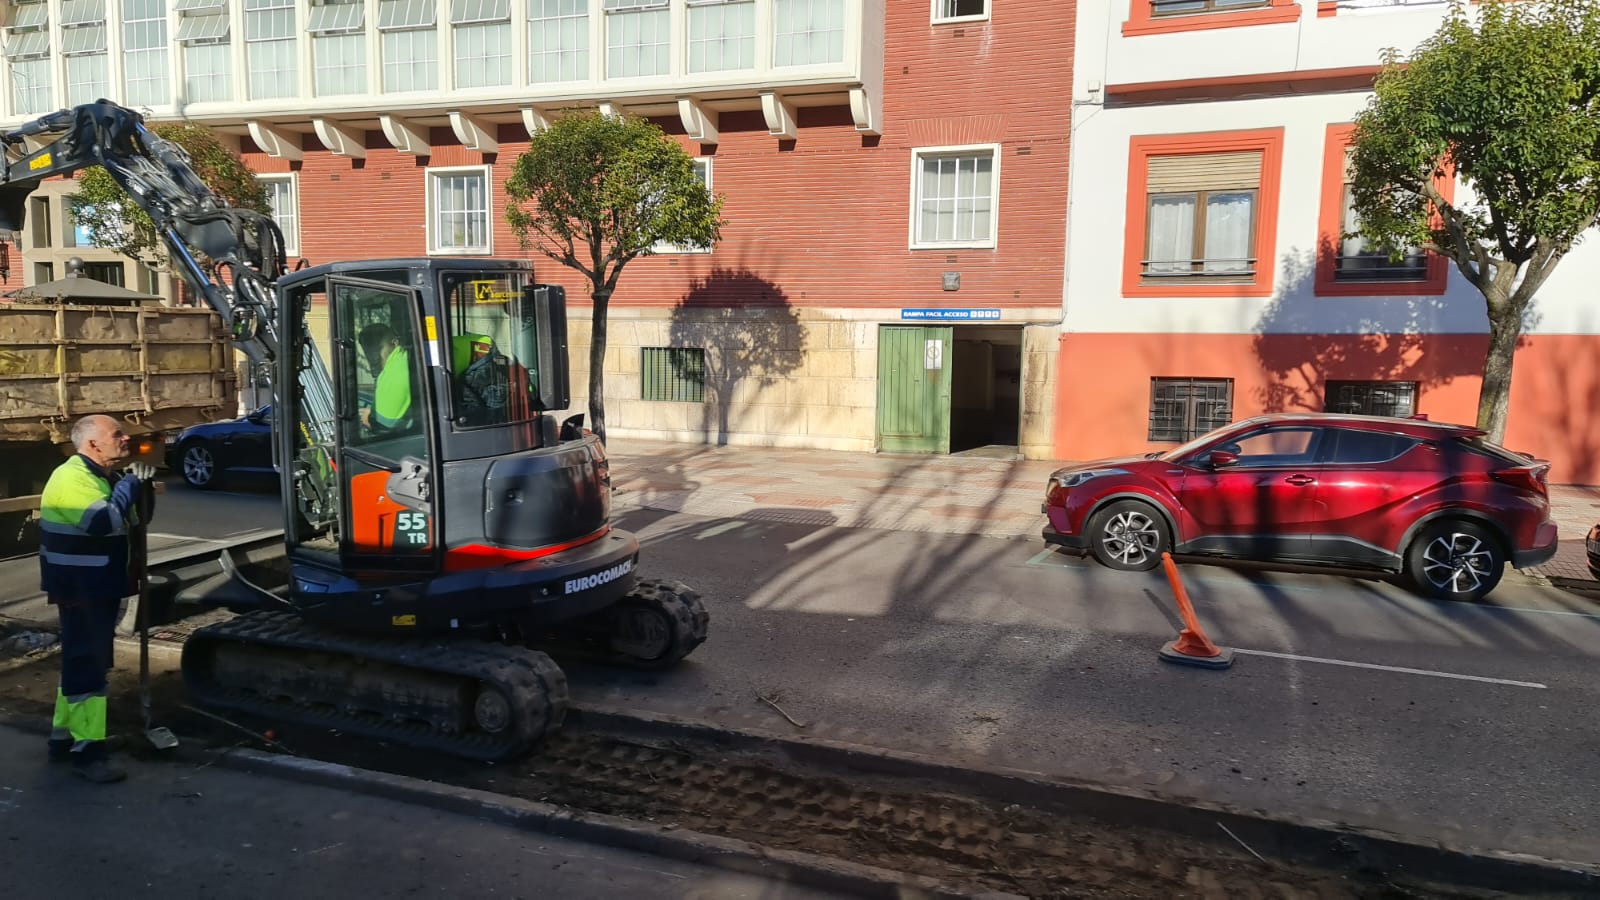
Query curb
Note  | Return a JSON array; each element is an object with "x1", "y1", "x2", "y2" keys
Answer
[
  {"x1": 214, "y1": 747, "x2": 1018, "y2": 900},
  {"x1": 563, "y1": 704, "x2": 1600, "y2": 896}
]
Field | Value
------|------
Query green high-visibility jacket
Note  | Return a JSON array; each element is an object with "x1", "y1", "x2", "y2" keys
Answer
[{"x1": 372, "y1": 347, "x2": 413, "y2": 430}]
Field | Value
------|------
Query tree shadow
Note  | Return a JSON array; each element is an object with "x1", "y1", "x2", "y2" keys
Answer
[
  {"x1": 1250, "y1": 243, "x2": 1501, "y2": 416},
  {"x1": 668, "y1": 268, "x2": 807, "y2": 444}
]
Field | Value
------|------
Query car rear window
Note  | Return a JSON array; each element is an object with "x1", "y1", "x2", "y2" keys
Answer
[{"x1": 1322, "y1": 429, "x2": 1417, "y2": 465}]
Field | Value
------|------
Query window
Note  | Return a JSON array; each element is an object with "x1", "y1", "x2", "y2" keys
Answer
[
  {"x1": 123, "y1": 0, "x2": 170, "y2": 107},
  {"x1": 380, "y1": 0, "x2": 440, "y2": 92},
  {"x1": 183, "y1": 43, "x2": 233, "y2": 100},
  {"x1": 5, "y1": 0, "x2": 52, "y2": 115},
  {"x1": 176, "y1": 0, "x2": 233, "y2": 102},
  {"x1": 428, "y1": 167, "x2": 491, "y2": 254},
  {"x1": 1153, "y1": 0, "x2": 1270, "y2": 15},
  {"x1": 641, "y1": 348, "x2": 706, "y2": 402},
  {"x1": 1319, "y1": 428, "x2": 1416, "y2": 466},
  {"x1": 64, "y1": 51, "x2": 109, "y2": 107},
  {"x1": 932, "y1": 0, "x2": 988, "y2": 23},
  {"x1": 1324, "y1": 380, "x2": 1417, "y2": 418},
  {"x1": 82, "y1": 261, "x2": 126, "y2": 287},
  {"x1": 438, "y1": 269, "x2": 553, "y2": 427},
  {"x1": 1315, "y1": 124, "x2": 1450, "y2": 296},
  {"x1": 652, "y1": 158, "x2": 712, "y2": 254},
  {"x1": 10, "y1": 56, "x2": 53, "y2": 116},
  {"x1": 260, "y1": 174, "x2": 299, "y2": 255},
  {"x1": 1123, "y1": 0, "x2": 1299, "y2": 37},
  {"x1": 688, "y1": 0, "x2": 755, "y2": 73},
  {"x1": 911, "y1": 145, "x2": 999, "y2": 249},
  {"x1": 62, "y1": 0, "x2": 110, "y2": 108},
  {"x1": 64, "y1": 196, "x2": 96, "y2": 248},
  {"x1": 310, "y1": 1, "x2": 366, "y2": 96},
  {"x1": 605, "y1": 0, "x2": 669, "y2": 78},
  {"x1": 453, "y1": 0, "x2": 512, "y2": 88},
  {"x1": 774, "y1": 0, "x2": 845, "y2": 66},
  {"x1": 528, "y1": 0, "x2": 589, "y2": 83},
  {"x1": 1148, "y1": 377, "x2": 1233, "y2": 442},
  {"x1": 244, "y1": 0, "x2": 296, "y2": 100},
  {"x1": 1212, "y1": 426, "x2": 1321, "y2": 467},
  {"x1": 1123, "y1": 129, "x2": 1284, "y2": 297}
]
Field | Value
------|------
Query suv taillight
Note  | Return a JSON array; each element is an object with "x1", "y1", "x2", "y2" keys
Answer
[{"x1": 1492, "y1": 463, "x2": 1549, "y2": 497}]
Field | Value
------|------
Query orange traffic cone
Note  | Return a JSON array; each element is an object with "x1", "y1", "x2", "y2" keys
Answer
[{"x1": 1158, "y1": 552, "x2": 1234, "y2": 669}]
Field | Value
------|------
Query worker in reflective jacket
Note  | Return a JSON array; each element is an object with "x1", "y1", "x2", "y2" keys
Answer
[
  {"x1": 358, "y1": 323, "x2": 414, "y2": 435},
  {"x1": 38, "y1": 414, "x2": 155, "y2": 784}
]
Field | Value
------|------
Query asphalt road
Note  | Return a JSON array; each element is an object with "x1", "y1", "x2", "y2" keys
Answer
[
  {"x1": 0, "y1": 724, "x2": 833, "y2": 900},
  {"x1": 137, "y1": 479, "x2": 1600, "y2": 866}
]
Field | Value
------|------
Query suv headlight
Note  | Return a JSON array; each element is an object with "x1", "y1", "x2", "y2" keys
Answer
[{"x1": 1055, "y1": 468, "x2": 1130, "y2": 490}]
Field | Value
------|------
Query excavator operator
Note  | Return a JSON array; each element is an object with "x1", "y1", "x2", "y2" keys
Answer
[{"x1": 358, "y1": 323, "x2": 414, "y2": 436}]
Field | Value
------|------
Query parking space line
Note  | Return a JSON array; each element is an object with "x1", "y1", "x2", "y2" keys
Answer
[{"x1": 1233, "y1": 648, "x2": 1548, "y2": 689}]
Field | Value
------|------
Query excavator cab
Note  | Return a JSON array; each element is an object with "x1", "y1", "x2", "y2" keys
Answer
[{"x1": 267, "y1": 258, "x2": 633, "y2": 634}]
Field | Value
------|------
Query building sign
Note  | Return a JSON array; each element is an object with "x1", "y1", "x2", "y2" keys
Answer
[
  {"x1": 900, "y1": 308, "x2": 1001, "y2": 321},
  {"x1": 924, "y1": 339, "x2": 943, "y2": 370}
]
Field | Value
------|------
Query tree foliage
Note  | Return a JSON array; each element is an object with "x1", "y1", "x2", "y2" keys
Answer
[
  {"x1": 1349, "y1": 0, "x2": 1600, "y2": 441},
  {"x1": 71, "y1": 122, "x2": 272, "y2": 268},
  {"x1": 504, "y1": 109, "x2": 725, "y2": 443}
]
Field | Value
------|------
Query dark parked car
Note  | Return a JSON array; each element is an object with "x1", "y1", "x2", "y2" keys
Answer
[
  {"x1": 1587, "y1": 523, "x2": 1600, "y2": 580},
  {"x1": 1042, "y1": 413, "x2": 1558, "y2": 602},
  {"x1": 167, "y1": 405, "x2": 275, "y2": 489}
]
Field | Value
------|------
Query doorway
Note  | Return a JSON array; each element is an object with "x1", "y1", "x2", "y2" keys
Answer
[
  {"x1": 949, "y1": 325, "x2": 1022, "y2": 454},
  {"x1": 874, "y1": 324, "x2": 1022, "y2": 456}
]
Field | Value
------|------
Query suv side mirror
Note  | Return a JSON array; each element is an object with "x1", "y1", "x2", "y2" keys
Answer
[{"x1": 1209, "y1": 449, "x2": 1239, "y2": 468}]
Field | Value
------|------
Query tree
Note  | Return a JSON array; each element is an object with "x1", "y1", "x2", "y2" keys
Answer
[
  {"x1": 504, "y1": 109, "x2": 725, "y2": 443},
  {"x1": 1348, "y1": 0, "x2": 1600, "y2": 442},
  {"x1": 71, "y1": 122, "x2": 272, "y2": 269}
]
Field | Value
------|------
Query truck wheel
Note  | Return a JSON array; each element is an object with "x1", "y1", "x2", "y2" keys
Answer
[
  {"x1": 180, "y1": 440, "x2": 219, "y2": 489},
  {"x1": 1406, "y1": 519, "x2": 1505, "y2": 602},
  {"x1": 1086, "y1": 499, "x2": 1171, "y2": 571}
]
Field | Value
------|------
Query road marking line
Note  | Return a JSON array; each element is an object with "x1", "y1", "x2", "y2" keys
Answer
[{"x1": 1233, "y1": 648, "x2": 1548, "y2": 689}]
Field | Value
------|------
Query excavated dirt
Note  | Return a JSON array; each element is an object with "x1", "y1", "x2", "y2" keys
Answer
[{"x1": 0, "y1": 637, "x2": 1499, "y2": 900}]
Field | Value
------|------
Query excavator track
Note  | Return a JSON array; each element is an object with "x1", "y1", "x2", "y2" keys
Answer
[
  {"x1": 531, "y1": 578, "x2": 710, "y2": 670},
  {"x1": 181, "y1": 611, "x2": 568, "y2": 762}
]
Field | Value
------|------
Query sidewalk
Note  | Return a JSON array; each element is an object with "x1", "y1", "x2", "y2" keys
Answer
[
  {"x1": 603, "y1": 437, "x2": 1600, "y2": 586},
  {"x1": 605, "y1": 438, "x2": 1061, "y2": 539}
]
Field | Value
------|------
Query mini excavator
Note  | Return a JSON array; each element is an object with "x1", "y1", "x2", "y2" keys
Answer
[{"x1": 0, "y1": 101, "x2": 707, "y2": 760}]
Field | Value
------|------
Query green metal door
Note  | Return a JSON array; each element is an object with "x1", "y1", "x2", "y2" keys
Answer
[{"x1": 875, "y1": 325, "x2": 952, "y2": 453}]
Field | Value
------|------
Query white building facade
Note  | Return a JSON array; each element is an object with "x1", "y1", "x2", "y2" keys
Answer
[{"x1": 1062, "y1": 0, "x2": 1600, "y2": 483}]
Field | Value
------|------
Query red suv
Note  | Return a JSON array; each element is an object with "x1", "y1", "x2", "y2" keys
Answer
[{"x1": 1043, "y1": 414, "x2": 1557, "y2": 602}]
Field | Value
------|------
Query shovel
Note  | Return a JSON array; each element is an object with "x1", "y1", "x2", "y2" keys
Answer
[{"x1": 131, "y1": 492, "x2": 178, "y2": 752}]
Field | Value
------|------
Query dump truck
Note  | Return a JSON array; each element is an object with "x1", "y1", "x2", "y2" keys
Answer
[{"x1": 0, "y1": 275, "x2": 237, "y2": 558}]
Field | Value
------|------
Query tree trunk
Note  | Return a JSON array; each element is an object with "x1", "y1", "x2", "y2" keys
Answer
[
  {"x1": 588, "y1": 288, "x2": 611, "y2": 445},
  {"x1": 1476, "y1": 307, "x2": 1523, "y2": 444}
]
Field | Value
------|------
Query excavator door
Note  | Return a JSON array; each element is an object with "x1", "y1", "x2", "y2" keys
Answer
[{"x1": 327, "y1": 276, "x2": 440, "y2": 574}]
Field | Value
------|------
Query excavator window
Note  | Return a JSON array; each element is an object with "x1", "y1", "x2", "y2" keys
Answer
[{"x1": 439, "y1": 271, "x2": 542, "y2": 429}]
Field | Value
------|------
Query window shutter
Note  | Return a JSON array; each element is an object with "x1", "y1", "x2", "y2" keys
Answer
[{"x1": 1147, "y1": 151, "x2": 1262, "y2": 194}]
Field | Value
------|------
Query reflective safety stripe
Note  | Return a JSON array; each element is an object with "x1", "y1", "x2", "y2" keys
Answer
[
  {"x1": 52, "y1": 689, "x2": 70, "y2": 739},
  {"x1": 40, "y1": 549, "x2": 112, "y2": 567},
  {"x1": 64, "y1": 692, "x2": 107, "y2": 744}
]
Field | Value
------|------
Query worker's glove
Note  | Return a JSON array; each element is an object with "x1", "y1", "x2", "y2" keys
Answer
[{"x1": 125, "y1": 462, "x2": 157, "y2": 482}]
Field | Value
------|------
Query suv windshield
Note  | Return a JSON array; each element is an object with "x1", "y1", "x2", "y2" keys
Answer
[{"x1": 438, "y1": 271, "x2": 545, "y2": 428}]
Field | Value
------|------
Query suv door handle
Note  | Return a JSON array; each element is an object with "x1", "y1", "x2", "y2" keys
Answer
[{"x1": 1285, "y1": 474, "x2": 1316, "y2": 486}]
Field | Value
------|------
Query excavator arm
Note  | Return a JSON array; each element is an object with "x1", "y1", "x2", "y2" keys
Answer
[
  {"x1": 0, "y1": 101, "x2": 286, "y2": 369},
  {"x1": 0, "y1": 101, "x2": 340, "y2": 502}
]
